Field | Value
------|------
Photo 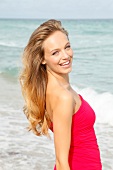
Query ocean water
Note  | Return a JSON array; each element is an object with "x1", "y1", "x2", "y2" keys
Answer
[{"x1": 0, "y1": 19, "x2": 113, "y2": 170}]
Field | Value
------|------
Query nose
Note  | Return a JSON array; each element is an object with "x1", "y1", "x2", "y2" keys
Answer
[{"x1": 62, "y1": 50, "x2": 70, "y2": 60}]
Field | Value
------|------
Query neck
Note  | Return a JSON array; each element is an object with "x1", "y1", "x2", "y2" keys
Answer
[{"x1": 47, "y1": 70, "x2": 70, "y2": 88}]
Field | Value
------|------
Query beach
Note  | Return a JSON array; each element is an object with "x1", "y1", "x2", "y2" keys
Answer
[{"x1": 0, "y1": 19, "x2": 113, "y2": 170}]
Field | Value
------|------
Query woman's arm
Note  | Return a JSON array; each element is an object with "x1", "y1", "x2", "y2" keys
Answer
[{"x1": 52, "y1": 90, "x2": 74, "y2": 170}]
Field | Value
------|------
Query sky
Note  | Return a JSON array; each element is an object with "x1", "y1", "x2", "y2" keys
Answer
[{"x1": 0, "y1": 0, "x2": 113, "y2": 19}]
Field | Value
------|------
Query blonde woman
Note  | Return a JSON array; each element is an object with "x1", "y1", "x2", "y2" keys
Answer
[{"x1": 20, "y1": 19, "x2": 102, "y2": 170}]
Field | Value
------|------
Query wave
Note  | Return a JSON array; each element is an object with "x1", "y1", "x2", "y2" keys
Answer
[
  {"x1": 0, "y1": 104, "x2": 21, "y2": 114},
  {"x1": 0, "y1": 41, "x2": 24, "y2": 48},
  {"x1": 0, "y1": 80, "x2": 113, "y2": 126},
  {"x1": 73, "y1": 85, "x2": 113, "y2": 126},
  {"x1": 0, "y1": 67, "x2": 20, "y2": 81}
]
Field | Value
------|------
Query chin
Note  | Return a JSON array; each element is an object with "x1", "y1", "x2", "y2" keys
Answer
[{"x1": 62, "y1": 67, "x2": 72, "y2": 74}]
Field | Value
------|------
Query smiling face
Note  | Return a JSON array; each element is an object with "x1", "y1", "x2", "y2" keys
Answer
[{"x1": 42, "y1": 31, "x2": 73, "y2": 76}]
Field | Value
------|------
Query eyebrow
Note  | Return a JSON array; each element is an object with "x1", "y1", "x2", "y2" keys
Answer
[{"x1": 50, "y1": 42, "x2": 70, "y2": 53}]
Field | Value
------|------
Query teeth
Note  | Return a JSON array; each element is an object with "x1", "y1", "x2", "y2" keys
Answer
[{"x1": 61, "y1": 61, "x2": 69, "y2": 66}]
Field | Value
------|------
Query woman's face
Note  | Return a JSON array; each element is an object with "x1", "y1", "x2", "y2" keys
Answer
[{"x1": 42, "y1": 31, "x2": 73, "y2": 76}]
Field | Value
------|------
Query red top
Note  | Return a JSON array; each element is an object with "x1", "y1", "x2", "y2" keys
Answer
[{"x1": 50, "y1": 95, "x2": 102, "y2": 170}]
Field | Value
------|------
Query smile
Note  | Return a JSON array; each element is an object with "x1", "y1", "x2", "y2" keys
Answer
[
  {"x1": 59, "y1": 60, "x2": 71, "y2": 68},
  {"x1": 60, "y1": 60, "x2": 70, "y2": 66}
]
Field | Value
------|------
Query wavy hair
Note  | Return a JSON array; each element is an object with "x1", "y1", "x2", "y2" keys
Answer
[{"x1": 19, "y1": 19, "x2": 68, "y2": 137}]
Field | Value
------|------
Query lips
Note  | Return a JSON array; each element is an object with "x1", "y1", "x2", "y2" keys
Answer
[{"x1": 60, "y1": 60, "x2": 70, "y2": 66}]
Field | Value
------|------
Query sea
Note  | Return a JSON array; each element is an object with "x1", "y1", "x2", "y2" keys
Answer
[{"x1": 0, "y1": 19, "x2": 113, "y2": 170}]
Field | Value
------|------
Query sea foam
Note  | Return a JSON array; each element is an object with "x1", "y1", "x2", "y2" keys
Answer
[{"x1": 73, "y1": 85, "x2": 113, "y2": 126}]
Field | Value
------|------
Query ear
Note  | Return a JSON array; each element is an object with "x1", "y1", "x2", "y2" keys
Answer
[{"x1": 41, "y1": 59, "x2": 46, "y2": 65}]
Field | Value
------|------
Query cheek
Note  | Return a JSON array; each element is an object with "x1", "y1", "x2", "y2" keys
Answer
[
  {"x1": 53, "y1": 57, "x2": 60, "y2": 64},
  {"x1": 46, "y1": 57, "x2": 59, "y2": 68},
  {"x1": 70, "y1": 49, "x2": 73, "y2": 57},
  {"x1": 49, "y1": 57, "x2": 59, "y2": 64}
]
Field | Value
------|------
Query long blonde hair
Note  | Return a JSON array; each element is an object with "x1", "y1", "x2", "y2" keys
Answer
[{"x1": 19, "y1": 19, "x2": 68, "y2": 137}]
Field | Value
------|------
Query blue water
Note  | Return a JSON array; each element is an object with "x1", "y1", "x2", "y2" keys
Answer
[
  {"x1": 0, "y1": 19, "x2": 113, "y2": 170},
  {"x1": 0, "y1": 19, "x2": 113, "y2": 92}
]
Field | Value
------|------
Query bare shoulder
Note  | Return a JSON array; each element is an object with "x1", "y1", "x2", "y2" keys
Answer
[
  {"x1": 50, "y1": 87, "x2": 74, "y2": 121},
  {"x1": 52, "y1": 87, "x2": 74, "y2": 110}
]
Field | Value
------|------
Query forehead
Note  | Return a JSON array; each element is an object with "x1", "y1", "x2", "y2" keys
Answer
[{"x1": 43, "y1": 31, "x2": 69, "y2": 52}]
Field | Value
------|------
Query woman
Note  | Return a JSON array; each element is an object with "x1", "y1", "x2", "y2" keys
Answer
[{"x1": 20, "y1": 19, "x2": 102, "y2": 170}]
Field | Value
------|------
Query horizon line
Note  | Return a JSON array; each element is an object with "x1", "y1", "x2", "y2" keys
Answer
[{"x1": 0, "y1": 17, "x2": 113, "y2": 20}]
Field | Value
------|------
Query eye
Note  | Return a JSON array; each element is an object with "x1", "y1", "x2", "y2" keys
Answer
[
  {"x1": 52, "y1": 51, "x2": 59, "y2": 56},
  {"x1": 65, "y1": 45, "x2": 71, "y2": 50}
]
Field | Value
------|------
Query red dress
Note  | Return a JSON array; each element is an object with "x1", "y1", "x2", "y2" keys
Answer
[{"x1": 50, "y1": 95, "x2": 102, "y2": 170}]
